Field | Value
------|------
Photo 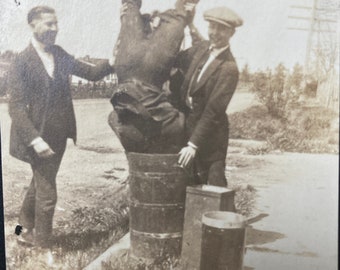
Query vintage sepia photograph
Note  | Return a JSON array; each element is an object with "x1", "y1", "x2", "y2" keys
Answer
[{"x1": 0, "y1": 0, "x2": 338, "y2": 269}]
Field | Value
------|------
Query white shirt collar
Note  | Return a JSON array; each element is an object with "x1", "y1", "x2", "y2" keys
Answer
[
  {"x1": 31, "y1": 36, "x2": 55, "y2": 78},
  {"x1": 195, "y1": 44, "x2": 229, "y2": 84},
  {"x1": 31, "y1": 36, "x2": 48, "y2": 54},
  {"x1": 209, "y1": 44, "x2": 229, "y2": 57}
]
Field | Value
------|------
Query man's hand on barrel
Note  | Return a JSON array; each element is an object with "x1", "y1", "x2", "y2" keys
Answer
[{"x1": 178, "y1": 142, "x2": 197, "y2": 167}]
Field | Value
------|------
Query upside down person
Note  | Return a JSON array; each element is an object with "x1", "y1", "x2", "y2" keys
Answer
[{"x1": 108, "y1": 0, "x2": 198, "y2": 153}]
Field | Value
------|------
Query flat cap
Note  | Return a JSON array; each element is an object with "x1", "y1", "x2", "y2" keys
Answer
[{"x1": 203, "y1": 7, "x2": 243, "y2": 28}]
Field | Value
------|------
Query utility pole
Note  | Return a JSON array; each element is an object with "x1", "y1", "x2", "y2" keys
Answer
[
  {"x1": 306, "y1": 0, "x2": 318, "y2": 73},
  {"x1": 288, "y1": 0, "x2": 338, "y2": 78}
]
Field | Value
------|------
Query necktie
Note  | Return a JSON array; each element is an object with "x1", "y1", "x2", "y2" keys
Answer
[
  {"x1": 44, "y1": 46, "x2": 52, "y2": 53},
  {"x1": 189, "y1": 49, "x2": 211, "y2": 94},
  {"x1": 43, "y1": 45, "x2": 55, "y2": 79},
  {"x1": 186, "y1": 49, "x2": 211, "y2": 108}
]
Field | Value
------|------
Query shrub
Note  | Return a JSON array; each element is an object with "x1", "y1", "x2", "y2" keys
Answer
[
  {"x1": 229, "y1": 105, "x2": 284, "y2": 141},
  {"x1": 250, "y1": 63, "x2": 303, "y2": 119},
  {"x1": 229, "y1": 104, "x2": 338, "y2": 154},
  {"x1": 233, "y1": 62, "x2": 338, "y2": 154}
]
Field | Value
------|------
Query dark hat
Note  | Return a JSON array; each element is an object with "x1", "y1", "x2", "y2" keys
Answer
[{"x1": 203, "y1": 7, "x2": 243, "y2": 28}]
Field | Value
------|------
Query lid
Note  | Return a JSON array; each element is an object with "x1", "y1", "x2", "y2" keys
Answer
[
  {"x1": 202, "y1": 211, "x2": 246, "y2": 229},
  {"x1": 187, "y1": 185, "x2": 235, "y2": 197}
]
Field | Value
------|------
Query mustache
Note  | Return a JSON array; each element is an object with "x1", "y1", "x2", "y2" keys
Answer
[
  {"x1": 44, "y1": 31, "x2": 57, "y2": 37},
  {"x1": 41, "y1": 31, "x2": 57, "y2": 40}
]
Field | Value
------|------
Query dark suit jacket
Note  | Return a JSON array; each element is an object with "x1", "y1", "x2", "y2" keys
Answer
[
  {"x1": 8, "y1": 44, "x2": 113, "y2": 163},
  {"x1": 174, "y1": 41, "x2": 239, "y2": 163}
]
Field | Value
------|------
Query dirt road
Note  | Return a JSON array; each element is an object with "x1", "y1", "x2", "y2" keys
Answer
[{"x1": 227, "y1": 150, "x2": 338, "y2": 270}]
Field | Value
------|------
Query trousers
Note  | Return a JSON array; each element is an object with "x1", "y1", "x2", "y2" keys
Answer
[
  {"x1": 19, "y1": 139, "x2": 66, "y2": 247},
  {"x1": 194, "y1": 159, "x2": 227, "y2": 187}
]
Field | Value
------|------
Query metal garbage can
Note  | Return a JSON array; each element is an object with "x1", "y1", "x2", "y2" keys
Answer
[
  {"x1": 127, "y1": 152, "x2": 193, "y2": 262},
  {"x1": 200, "y1": 211, "x2": 247, "y2": 270}
]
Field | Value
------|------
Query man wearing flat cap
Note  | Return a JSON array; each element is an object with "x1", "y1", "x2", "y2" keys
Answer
[{"x1": 174, "y1": 6, "x2": 243, "y2": 187}]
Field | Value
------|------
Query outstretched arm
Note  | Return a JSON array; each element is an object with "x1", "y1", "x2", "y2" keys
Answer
[
  {"x1": 71, "y1": 58, "x2": 114, "y2": 82},
  {"x1": 51, "y1": 46, "x2": 114, "y2": 81}
]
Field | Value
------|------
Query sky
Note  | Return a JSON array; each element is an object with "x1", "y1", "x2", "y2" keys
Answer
[{"x1": 0, "y1": 0, "x2": 338, "y2": 71}]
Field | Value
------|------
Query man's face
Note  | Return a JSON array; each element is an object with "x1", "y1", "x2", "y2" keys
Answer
[
  {"x1": 30, "y1": 13, "x2": 58, "y2": 46},
  {"x1": 208, "y1": 21, "x2": 234, "y2": 49}
]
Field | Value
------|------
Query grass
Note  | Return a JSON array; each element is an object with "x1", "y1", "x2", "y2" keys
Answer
[
  {"x1": 102, "y1": 250, "x2": 183, "y2": 270},
  {"x1": 4, "y1": 182, "x2": 130, "y2": 270},
  {"x1": 5, "y1": 202, "x2": 129, "y2": 270},
  {"x1": 5, "y1": 180, "x2": 256, "y2": 270},
  {"x1": 5, "y1": 227, "x2": 127, "y2": 270},
  {"x1": 229, "y1": 104, "x2": 338, "y2": 154}
]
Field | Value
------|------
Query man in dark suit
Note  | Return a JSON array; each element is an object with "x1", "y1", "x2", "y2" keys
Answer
[
  {"x1": 176, "y1": 7, "x2": 243, "y2": 187},
  {"x1": 8, "y1": 6, "x2": 114, "y2": 247},
  {"x1": 108, "y1": 0, "x2": 198, "y2": 153}
]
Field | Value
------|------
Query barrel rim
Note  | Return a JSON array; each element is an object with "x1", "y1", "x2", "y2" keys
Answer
[
  {"x1": 126, "y1": 152, "x2": 180, "y2": 158},
  {"x1": 202, "y1": 211, "x2": 247, "y2": 229},
  {"x1": 131, "y1": 229, "x2": 182, "y2": 239},
  {"x1": 129, "y1": 201, "x2": 185, "y2": 208},
  {"x1": 129, "y1": 171, "x2": 184, "y2": 176}
]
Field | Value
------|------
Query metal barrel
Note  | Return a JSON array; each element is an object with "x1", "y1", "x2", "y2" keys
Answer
[
  {"x1": 200, "y1": 211, "x2": 247, "y2": 270},
  {"x1": 127, "y1": 152, "x2": 193, "y2": 262}
]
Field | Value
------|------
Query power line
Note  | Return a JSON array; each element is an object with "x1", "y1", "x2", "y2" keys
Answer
[
  {"x1": 288, "y1": 0, "x2": 338, "y2": 77},
  {"x1": 288, "y1": 15, "x2": 337, "y2": 23},
  {"x1": 287, "y1": 27, "x2": 336, "y2": 33}
]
